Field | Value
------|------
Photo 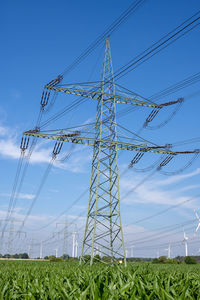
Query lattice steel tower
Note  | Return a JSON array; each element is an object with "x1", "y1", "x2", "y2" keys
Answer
[
  {"x1": 80, "y1": 38, "x2": 125, "y2": 265},
  {"x1": 24, "y1": 38, "x2": 182, "y2": 265}
]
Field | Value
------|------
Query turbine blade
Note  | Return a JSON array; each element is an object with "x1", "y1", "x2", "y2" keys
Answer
[{"x1": 196, "y1": 223, "x2": 200, "y2": 232}]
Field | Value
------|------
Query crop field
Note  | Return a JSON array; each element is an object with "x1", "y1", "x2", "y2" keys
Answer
[{"x1": 0, "y1": 261, "x2": 200, "y2": 299}]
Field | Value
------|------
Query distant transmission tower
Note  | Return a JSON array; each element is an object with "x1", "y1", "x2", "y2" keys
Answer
[
  {"x1": 24, "y1": 38, "x2": 187, "y2": 265},
  {"x1": 2, "y1": 218, "x2": 24, "y2": 254},
  {"x1": 8, "y1": 219, "x2": 14, "y2": 254},
  {"x1": 28, "y1": 238, "x2": 35, "y2": 258},
  {"x1": 56, "y1": 216, "x2": 69, "y2": 255}
]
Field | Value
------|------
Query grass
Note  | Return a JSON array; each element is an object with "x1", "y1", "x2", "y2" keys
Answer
[{"x1": 0, "y1": 261, "x2": 200, "y2": 299}]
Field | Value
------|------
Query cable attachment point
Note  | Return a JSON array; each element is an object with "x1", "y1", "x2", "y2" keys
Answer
[
  {"x1": 52, "y1": 141, "x2": 63, "y2": 158},
  {"x1": 165, "y1": 144, "x2": 172, "y2": 149},
  {"x1": 129, "y1": 152, "x2": 144, "y2": 168},
  {"x1": 143, "y1": 108, "x2": 160, "y2": 127},
  {"x1": 157, "y1": 155, "x2": 173, "y2": 171},
  {"x1": 160, "y1": 97, "x2": 184, "y2": 107},
  {"x1": 40, "y1": 90, "x2": 50, "y2": 109},
  {"x1": 20, "y1": 136, "x2": 30, "y2": 152},
  {"x1": 46, "y1": 75, "x2": 63, "y2": 87},
  {"x1": 194, "y1": 149, "x2": 200, "y2": 153}
]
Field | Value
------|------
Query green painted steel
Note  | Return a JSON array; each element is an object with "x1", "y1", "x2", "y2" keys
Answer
[{"x1": 80, "y1": 38, "x2": 126, "y2": 265}]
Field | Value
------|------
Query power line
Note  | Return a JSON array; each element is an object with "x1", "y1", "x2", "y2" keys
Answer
[
  {"x1": 41, "y1": 67, "x2": 200, "y2": 136},
  {"x1": 60, "y1": 0, "x2": 146, "y2": 77},
  {"x1": 124, "y1": 218, "x2": 196, "y2": 237},
  {"x1": 27, "y1": 188, "x2": 89, "y2": 232},
  {"x1": 149, "y1": 72, "x2": 200, "y2": 101},
  {"x1": 125, "y1": 220, "x2": 196, "y2": 245},
  {"x1": 14, "y1": 10, "x2": 200, "y2": 240},
  {"x1": 112, "y1": 72, "x2": 200, "y2": 124},
  {"x1": 160, "y1": 152, "x2": 200, "y2": 176},
  {"x1": 24, "y1": 135, "x2": 200, "y2": 233},
  {"x1": 1, "y1": 154, "x2": 24, "y2": 235},
  {"x1": 172, "y1": 137, "x2": 200, "y2": 147},
  {"x1": 129, "y1": 194, "x2": 200, "y2": 225},
  {"x1": 40, "y1": 16, "x2": 200, "y2": 132},
  {"x1": 112, "y1": 10, "x2": 200, "y2": 81},
  {"x1": 1, "y1": 85, "x2": 56, "y2": 233},
  {"x1": 128, "y1": 233, "x2": 200, "y2": 252}
]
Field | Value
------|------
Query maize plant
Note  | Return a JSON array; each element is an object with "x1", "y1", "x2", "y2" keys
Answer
[{"x1": 0, "y1": 261, "x2": 200, "y2": 299}]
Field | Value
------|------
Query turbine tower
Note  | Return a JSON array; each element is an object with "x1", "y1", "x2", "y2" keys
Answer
[
  {"x1": 165, "y1": 243, "x2": 171, "y2": 259},
  {"x1": 183, "y1": 229, "x2": 189, "y2": 256},
  {"x1": 72, "y1": 231, "x2": 77, "y2": 258},
  {"x1": 40, "y1": 241, "x2": 43, "y2": 259},
  {"x1": 75, "y1": 239, "x2": 78, "y2": 258},
  {"x1": 55, "y1": 248, "x2": 58, "y2": 258},
  {"x1": 24, "y1": 38, "x2": 187, "y2": 265}
]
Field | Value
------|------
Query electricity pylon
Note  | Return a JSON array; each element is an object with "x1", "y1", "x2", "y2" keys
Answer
[
  {"x1": 24, "y1": 38, "x2": 185, "y2": 265},
  {"x1": 0, "y1": 218, "x2": 25, "y2": 254},
  {"x1": 56, "y1": 216, "x2": 69, "y2": 255}
]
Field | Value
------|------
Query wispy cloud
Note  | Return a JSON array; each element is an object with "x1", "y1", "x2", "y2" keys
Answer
[
  {"x1": 55, "y1": 150, "x2": 91, "y2": 173},
  {"x1": 0, "y1": 124, "x2": 91, "y2": 173},
  {"x1": 0, "y1": 192, "x2": 36, "y2": 200},
  {"x1": 156, "y1": 168, "x2": 200, "y2": 186},
  {"x1": 0, "y1": 125, "x2": 9, "y2": 136},
  {"x1": 120, "y1": 168, "x2": 200, "y2": 207}
]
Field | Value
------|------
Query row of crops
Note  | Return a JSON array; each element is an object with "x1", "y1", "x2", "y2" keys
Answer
[{"x1": 0, "y1": 261, "x2": 200, "y2": 299}]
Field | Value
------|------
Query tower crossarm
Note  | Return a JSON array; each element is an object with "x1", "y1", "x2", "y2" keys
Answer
[
  {"x1": 44, "y1": 84, "x2": 162, "y2": 108},
  {"x1": 24, "y1": 130, "x2": 177, "y2": 155}
]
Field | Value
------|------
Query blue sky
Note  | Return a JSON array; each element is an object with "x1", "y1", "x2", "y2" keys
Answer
[{"x1": 0, "y1": 0, "x2": 200, "y2": 258}]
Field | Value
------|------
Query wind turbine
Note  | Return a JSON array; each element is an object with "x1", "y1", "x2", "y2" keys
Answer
[
  {"x1": 165, "y1": 243, "x2": 171, "y2": 259},
  {"x1": 75, "y1": 239, "x2": 78, "y2": 257},
  {"x1": 72, "y1": 232, "x2": 76, "y2": 258},
  {"x1": 194, "y1": 209, "x2": 200, "y2": 234},
  {"x1": 40, "y1": 241, "x2": 43, "y2": 259},
  {"x1": 72, "y1": 231, "x2": 78, "y2": 258},
  {"x1": 182, "y1": 228, "x2": 189, "y2": 257},
  {"x1": 55, "y1": 248, "x2": 58, "y2": 258}
]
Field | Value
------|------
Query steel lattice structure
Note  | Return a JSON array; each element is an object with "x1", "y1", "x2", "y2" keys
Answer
[{"x1": 24, "y1": 38, "x2": 181, "y2": 265}]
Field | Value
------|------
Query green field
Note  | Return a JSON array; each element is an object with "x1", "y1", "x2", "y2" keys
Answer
[{"x1": 0, "y1": 261, "x2": 200, "y2": 299}]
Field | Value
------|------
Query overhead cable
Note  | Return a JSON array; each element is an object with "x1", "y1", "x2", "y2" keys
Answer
[
  {"x1": 131, "y1": 194, "x2": 200, "y2": 225},
  {"x1": 60, "y1": 0, "x2": 146, "y2": 77},
  {"x1": 112, "y1": 10, "x2": 200, "y2": 81}
]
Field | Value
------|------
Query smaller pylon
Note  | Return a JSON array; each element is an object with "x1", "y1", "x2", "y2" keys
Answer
[{"x1": 56, "y1": 216, "x2": 69, "y2": 255}]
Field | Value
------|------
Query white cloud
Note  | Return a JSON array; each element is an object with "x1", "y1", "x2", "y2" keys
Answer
[
  {"x1": 0, "y1": 124, "x2": 91, "y2": 173},
  {"x1": 178, "y1": 184, "x2": 200, "y2": 192},
  {"x1": 0, "y1": 126, "x2": 9, "y2": 136},
  {"x1": 55, "y1": 150, "x2": 91, "y2": 173},
  {"x1": 0, "y1": 138, "x2": 21, "y2": 159},
  {"x1": 156, "y1": 168, "x2": 200, "y2": 186},
  {"x1": 0, "y1": 192, "x2": 35, "y2": 200},
  {"x1": 120, "y1": 168, "x2": 200, "y2": 207},
  {"x1": 0, "y1": 208, "x2": 86, "y2": 235}
]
